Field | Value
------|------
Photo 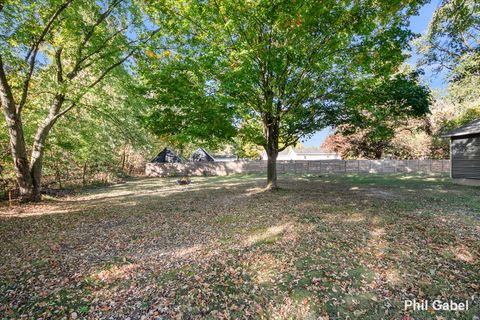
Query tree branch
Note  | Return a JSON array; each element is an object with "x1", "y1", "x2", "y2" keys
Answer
[
  {"x1": 53, "y1": 101, "x2": 76, "y2": 120},
  {"x1": 79, "y1": 0, "x2": 123, "y2": 51},
  {"x1": 55, "y1": 47, "x2": 64, "y2": 84},
  {"x1": 18, "y1": 0, "x2": 74, "y2": 113},
  {"x1": 87, "y1": 28, "x2": 161, "y2": 89},
  {"x1": 0, "y1": 55, "x2": 17, "y2": 115},
  {"x1": 55, "y1": 28, "x2": 162, "y2": 121},
  {"x1": 67, "y1": 25, "x2": 130, "y2": 79}
]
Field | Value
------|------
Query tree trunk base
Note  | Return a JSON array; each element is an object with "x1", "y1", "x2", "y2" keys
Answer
[
  {"x1": 18, "y1": 190, "x2": 41, "y2": 203},
  {"x1": 265, "y1": 182, "x2": 281, "y2": 191}
]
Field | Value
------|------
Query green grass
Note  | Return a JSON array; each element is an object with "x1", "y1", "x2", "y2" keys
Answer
[{"x1": 0, "y1": 173, "x2": 478, "y2": 319}]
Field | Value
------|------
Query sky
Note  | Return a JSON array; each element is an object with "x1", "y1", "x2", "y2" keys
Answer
[{"x1": 302, "y1": 1, "x2": 442, "y2": 148}]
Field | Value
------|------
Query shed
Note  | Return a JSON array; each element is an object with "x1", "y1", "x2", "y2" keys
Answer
[
  {"x1": 444, "y1": 119, "x2": 480, "y2": 184},
  {"x1": 151, "y1": 148, "x2": 182, "y2": 163},
  {"x1": 191, "y1": 148, "x2": 215, "y2": 162}
]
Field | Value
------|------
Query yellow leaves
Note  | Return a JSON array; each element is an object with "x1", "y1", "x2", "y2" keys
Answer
[
  {"x1": 7, "y1": 38, "x2": 19, "y2": 47},
  {"x1": 146, "y1": 50, "x2": 157, "y2": 58},
  {"x1": 100, "y1": 305, "x2": 110, "y2": 312},
  {"x1": 284, "y1": 14, "x2": 304, "y2": 29},
  {"x1": 146, "y1": 50, "x2": 171, "y2": 59}
]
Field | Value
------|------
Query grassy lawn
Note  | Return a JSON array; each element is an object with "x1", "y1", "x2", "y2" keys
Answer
[{"x1": 0, "y1": 174, "x2": 478, "y2": 319}]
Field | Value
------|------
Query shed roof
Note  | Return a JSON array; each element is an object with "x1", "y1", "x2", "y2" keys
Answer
[
  {"x1": 445, "y1": 119, "x2": 480, "y2": 138},
  {"x1": 151, "y1": 148, "x2": 182, "y2": 163},
  {"x1": 191, "y1": 148, "x2": 215, "y2": 162}
]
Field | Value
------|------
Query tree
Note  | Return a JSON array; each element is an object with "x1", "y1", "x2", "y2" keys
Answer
[
  {"x1": 325, "y1": 70, "x2": 431, "y2": 159},
  {"x1": 146, "y1": 0, "x2": 427, "y2": 189},
  {"x1": 139, "y1": 58, "x2": 237, "y2": 151},
  {"x1": 0, "y1": 0, "x2": 158, "y2": 201},
  {"x1": 416, "y1": 0, "x2": 479, "y2": 155},
  {"x1": 322, "y1": 120, "x2": 433, "y2": 160},
  {"x1": 417, "y1": 0, "x2": 479, "y2": 114},
  {"x1": 417, "y1": 0, "x2": 479, "y2": 74},
  {"x1": 42, "y1": 70, "x2": 157, "y2": 186}
]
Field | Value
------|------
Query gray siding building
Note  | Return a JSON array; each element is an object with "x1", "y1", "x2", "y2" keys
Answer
[{"x1": 445, "y1": 119, "x2": 480, "y2": 183}]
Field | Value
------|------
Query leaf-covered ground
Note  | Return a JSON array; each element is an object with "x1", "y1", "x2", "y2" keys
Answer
[{"x1": 0, "y1": 174, "x2": 479, "y2": 319}]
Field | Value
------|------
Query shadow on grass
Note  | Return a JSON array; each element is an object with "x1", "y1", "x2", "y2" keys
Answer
[{"x1": 0, "y1": 173, "x2": 478, "y2": 318}]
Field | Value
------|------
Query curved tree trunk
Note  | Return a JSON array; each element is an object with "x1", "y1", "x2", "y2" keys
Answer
[
  {"x1": 0, "y1": 58, "x2": 35, "y2": 201},
  {"x1": 5, "y1": 114, "x2": 35, "y2": 201},
  {"x1": 1, "y1": 87, "x2": 64, "y2": 202},
  {"x1": 28, "y1": 95, "x2": 64, "y2": 201}
]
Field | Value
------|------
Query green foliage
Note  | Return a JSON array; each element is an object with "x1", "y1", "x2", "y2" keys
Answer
[
  {"x1": 145, "y1": 0, "x2": 427, "y2": 153},
  {"x1": 418, "y1": 0, "x2": 479, "y2": 73},
  {"x1": 418, "y1": 0, "x2": 479, "y2": 114},
  {"x1": 325, "y1": 70, "x2": 431, "y2": 159},
  {"x1": 41, "y1": 74, "x2": 157, "y2": 182},
  {"x1": 0, "y1": 0, "x2": 160, "y2": 190},
  {"x1": 139, "y1": 58, "x2": 237, "y2": 149},
  {"x1": 439, "y1": 107, "x2": 480, "y2": 134},
  {"x1": 416, "y1": 0, "x2": 479, "y2": 158}
]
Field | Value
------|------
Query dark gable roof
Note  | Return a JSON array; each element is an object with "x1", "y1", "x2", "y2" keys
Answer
[
  {"x1": 151, "y1": 148, "x2": 182, "y2": 163},
  {"x1": 445, "y1": 119, "x2": 480, "y2": 138},
  {"x1": 191, "y1": 148, "x2": 215, "y2": 162}
]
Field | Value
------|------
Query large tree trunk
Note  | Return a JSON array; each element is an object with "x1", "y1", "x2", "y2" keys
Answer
[
  {"x1": 264, "y1": 113, "x2": 280, "y2": 190},
  {"x1": 29, "y1": 140, "x2": 46, "y2": 202},
  {"x1": 266, "y1": 149, "x2": 278, "y2": 189},
  {"x1": 0, "y1": 59, "x2": 36, "y2": 201},
  {"x1": 29, "y1": 96, "x2": 64, "y2": 201},
  {"x1": 4, "y1": 114, "x2": 35, "y2": 200}
]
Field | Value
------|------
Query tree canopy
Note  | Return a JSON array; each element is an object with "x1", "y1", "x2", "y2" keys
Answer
[
  {"x1": 4, "y1": 0, "x2": 471, "y2": 199},
  {"x1": 0, "y1": 0, "x2": 159, "y2": 200},
  {"x1": 144, "y1": 0, "x2": 429, "y2": 187}
]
